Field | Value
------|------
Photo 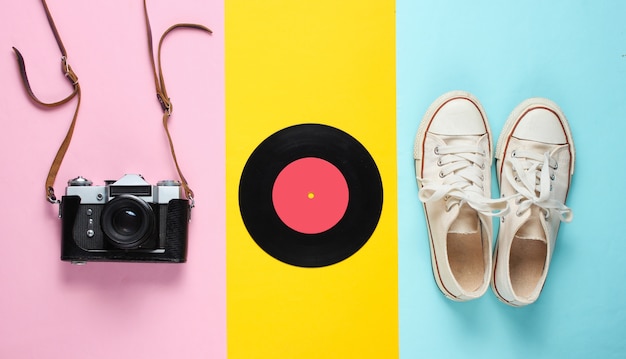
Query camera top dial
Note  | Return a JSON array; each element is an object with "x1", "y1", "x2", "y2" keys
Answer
[
  {"x1": 157, "y1": 180, "x2": 181, "y2": 186},
  {"x1": 68, "y1": 176, "x2": 92, "y2": 186}
]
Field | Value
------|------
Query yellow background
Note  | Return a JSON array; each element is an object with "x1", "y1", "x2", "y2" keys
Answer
[{"x1": 226, "y1": 1, "x2": 397, "y2": 357}]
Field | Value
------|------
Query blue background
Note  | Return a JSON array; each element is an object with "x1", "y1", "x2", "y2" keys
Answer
[{"x1": 397, "y1": 1, "x2": 626, "y2": 358}]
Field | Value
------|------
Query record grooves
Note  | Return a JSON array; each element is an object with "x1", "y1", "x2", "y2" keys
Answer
[{"x1": 238, "y1": 123, "x2": 383, "y2": 267}]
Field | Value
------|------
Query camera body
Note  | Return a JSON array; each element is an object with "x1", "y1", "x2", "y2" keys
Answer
[{"x1": 60, "y1": 174, "x2": 190, "y2": 263}]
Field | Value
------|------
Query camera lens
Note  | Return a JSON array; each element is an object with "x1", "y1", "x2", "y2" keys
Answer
[
  {"x1": 112, "y1": 209, "x2": 142, "y2": 236},
  {"x1": 102, "y1": 195, "x2": 154, "y2": 249}
]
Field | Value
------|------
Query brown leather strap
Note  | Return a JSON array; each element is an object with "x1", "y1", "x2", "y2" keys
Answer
[
  {"x1": 14, "y1": 0, "x2": 210, "y2": 206},
  {"x1": 12, "y1": 0, "x2": 81, "y2": 203},
  {"x1": 143, "y1": 0, "x2": 213, "y2": 206}
]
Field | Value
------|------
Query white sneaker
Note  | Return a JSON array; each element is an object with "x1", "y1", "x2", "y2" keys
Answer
[
  {"x1": 414, "y1": 91, "x2": 507, "y2": 301},
  {"x1": 492, "y1": 98, "x2": 575, "y2": 306}
]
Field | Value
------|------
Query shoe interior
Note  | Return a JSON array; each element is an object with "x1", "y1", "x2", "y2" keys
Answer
[
  {"x1": 447, "y1": 205, "x2": 485, "y2": 292},
  {"x1": 509, "y1": 216, "x2": 547, "y2": 299}
]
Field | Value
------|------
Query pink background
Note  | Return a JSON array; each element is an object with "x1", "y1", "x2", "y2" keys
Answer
[{"x1": 0, "y1": 1, "x2": 225, "y2": 358}]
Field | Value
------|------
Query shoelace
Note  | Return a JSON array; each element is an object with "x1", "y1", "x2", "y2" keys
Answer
[
  {"x1": 504, "y1": 149, "x2": 573, "y2": 222},
  {"x1": 417, "y1": 144, "x2": 508, "y2": 216}
]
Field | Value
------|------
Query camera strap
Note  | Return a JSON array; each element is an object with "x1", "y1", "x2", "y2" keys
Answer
[
  {"x1": 12, "y1": 0, "x2": 81, "y2": 205},
  {"x1": 13, "y1": 0, "x2": 211, "y2": 207}
]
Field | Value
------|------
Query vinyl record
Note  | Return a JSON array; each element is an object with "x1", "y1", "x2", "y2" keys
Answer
[{"x1": 238, "y1": 123, "x2": 383, "y2": 267}]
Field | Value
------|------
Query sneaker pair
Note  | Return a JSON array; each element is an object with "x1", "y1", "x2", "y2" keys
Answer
[{"x1": 413, "y1": 91, "x2": 575, "y2": 306}]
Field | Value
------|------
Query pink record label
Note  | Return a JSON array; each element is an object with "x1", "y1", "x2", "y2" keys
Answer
[{"x1": 272, "y1": 157, "x2": 349, "y2": 234}]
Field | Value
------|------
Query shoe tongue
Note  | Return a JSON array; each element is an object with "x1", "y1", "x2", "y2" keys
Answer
[
  {"x1": 449, "y1": 204, "x2": 479, "y2": 234},
  {"x1": 515, "y1": 208, "x2": 547, "y2": 242},
  {"x1": 440, "y1": 134, "x2": 482, "y2": 147}
]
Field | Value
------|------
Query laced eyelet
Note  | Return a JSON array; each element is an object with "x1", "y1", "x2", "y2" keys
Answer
[
  {"x1": 550, "y1": 173, "x2": 556, "y2": 181},
  {"x1": 434, "y1": 146, "x2": 440, "y2": 155},
  {"x1": 553, "y1": 162, "x2": 559, "y2": 170},
  {"x1": 437, "y1": 159, "x2": 443, "y2": 166},
  {"x1": 514, "y1": 176, "x2": 520, "y2": 183},
  {"x1": 439, "y1": 171, "x2": 445, "y2": 178},
  {"x1": 515, "y1": 209, "x2": 523, "y2": 217},
  {"x1": 515, "y1": 197, "x2": 523, "y2": 205},
  {"x1": 511, "y1": 150, "x2": 517, "y2": 158},
  {"x1": 544, "y1": 210, "x2": 551, "y2": 220}
]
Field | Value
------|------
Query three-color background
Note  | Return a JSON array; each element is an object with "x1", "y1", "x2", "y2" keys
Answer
[{"x1": 1, "y1": 1, "x2": 625, "y2": 358}]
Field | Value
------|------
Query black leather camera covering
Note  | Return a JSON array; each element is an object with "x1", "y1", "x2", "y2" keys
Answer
[{"x1": 60, "y1": 196, "x2": 189, "y2": 263}]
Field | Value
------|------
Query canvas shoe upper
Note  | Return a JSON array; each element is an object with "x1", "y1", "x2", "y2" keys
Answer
[
  {"x1": 414, "y1": 91, "x2": 507, "y2": 301},
  {"x1": 492, "y1": 98, "x2": 575, "y2": 306}
]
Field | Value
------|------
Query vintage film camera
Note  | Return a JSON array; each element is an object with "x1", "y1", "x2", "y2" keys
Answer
[{"x1": 60, "y1": 174, "x2": 190, "y2": 264}]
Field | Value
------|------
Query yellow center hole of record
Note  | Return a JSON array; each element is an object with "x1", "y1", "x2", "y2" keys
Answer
[{"x1": 307, "y1": 192, "x2": 315, "y2": 200}]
